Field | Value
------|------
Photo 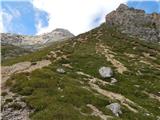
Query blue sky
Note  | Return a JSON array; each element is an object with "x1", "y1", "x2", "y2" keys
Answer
[
  {"x1": 127, "y1": 1, "x2": 160, "y2": 13},
  {"x1": 1, "y1": 0, "x2": 49, "y2": 35},
  {"x1": 1, "y1": 0, "x2": 160, "y2": 35}
]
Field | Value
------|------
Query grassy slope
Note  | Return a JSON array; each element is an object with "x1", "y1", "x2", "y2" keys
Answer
[
  {"x1": 1, "y1": 44, "x2": 31, "y2": 62},
  {"x1": 4, "y1": 23, "x2": 160, "y2": 120}
]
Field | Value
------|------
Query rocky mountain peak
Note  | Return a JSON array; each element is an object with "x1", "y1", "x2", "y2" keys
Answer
[
  {"x1": 51, "y1": 28, "x2": 74, "y2": 38},
  {"x1": 116, "y1": 3, "x2": 145, "y2": 13},
  {"x1": 53, "y1": 28, "x2": 70, "y2": 32},
  {"x1": 43, "y1": 28, "x2": 74, "y2": 36},
  {"x1": 116, "y1": 4, "x2": 129, "y2": 11},
  {"x1": 40, "y1": 28, "x2": 74, "y2": 44},
  {"x1": 105, "y1": 4, "x2": 160, "y2": 42}
]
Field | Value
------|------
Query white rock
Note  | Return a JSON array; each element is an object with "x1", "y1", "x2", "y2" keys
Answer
[
  {"x1": 106, "y1": 103, "x2": 122, "y2": 117},
  {"x1": 134, "y1": 85, "x2": 140, "y2": 88},
  {"x1": 56, "y1": 68, "x2": 65, "y2": 74},
  {"x1": 145, "y1": 113, "x2": 150, "y2": 116},
  {"x1": 111, "y1": 78, "x2": 117, "y2": 84},
  {"x1": 99, "y1": 67, "x2": 113, "y2": 78},
  {"x1": 157, "y1": 116, "x2": 160, "y2": 120}
]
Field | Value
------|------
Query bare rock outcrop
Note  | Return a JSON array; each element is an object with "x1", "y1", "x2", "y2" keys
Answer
[{"x1": 105, "y1": 4, "x2": 160, "y2": 42}]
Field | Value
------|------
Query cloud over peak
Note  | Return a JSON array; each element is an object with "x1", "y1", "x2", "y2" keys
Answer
[{"x1": 32, "y1": 0, "x2": 128, "y2": 35}]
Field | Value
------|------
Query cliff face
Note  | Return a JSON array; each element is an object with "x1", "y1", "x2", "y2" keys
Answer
[{"x1": 105, "y1": 4, "x2": 160, "y2": 42}]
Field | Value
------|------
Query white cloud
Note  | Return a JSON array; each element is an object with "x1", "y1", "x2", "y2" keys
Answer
[
  {"x1": 13, "y1": 9, "x2": 21, "y2": 18},
  {"x1": 0, "y1": 9, "x2": 13, "y2": 32},
  {"x1": 5, "y1": 5, "x2": 21, "y2": 18},
  {"x1": 32, "y1": 0, "x2": 128, "y2": 35},
  {"x1": 35, "y1": 19, "x2": 43, "y2": 33},
  {"x1": 32, "y1": 0, "x2": 159, "y2": 35},
  {"x1": 0, "y1": 5, "x2": 21, "y2": 33},
  {"x1": 0, "y1": 11, "x2": 4, "y2": 33}
]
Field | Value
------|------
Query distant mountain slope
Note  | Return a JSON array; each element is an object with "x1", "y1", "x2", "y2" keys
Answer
[
  {"x1": 1, "y1": 4, "x2": 160, "y2": 120},
  {"x1": 1, "y1": 43, "x2": 31, "y2": 61},
  {"x1": 1, "y1": 28, "x2": 74, "y2": 60},
  {"x1": 1, "y1": 28, "x2": 74, "y2": 46},
  {"x1": 106, "y1": 4, "x2": 160, "y2": 42}
]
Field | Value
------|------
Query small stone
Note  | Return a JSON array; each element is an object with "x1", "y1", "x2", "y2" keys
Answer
[
  {"x1": 111, "y1": 78, "x2": 117, "y2": 84},
  {"x1": 144, "y1": 113, "x2": 150, "y2": 116},
  {"x1": 134, "y1": 85, "x2": 140, "y2": 88},
  {"x1": 106, "y1": 103, "x2": 122, "y2": 117},
  {"x1": 57, "y1": 87, "x2": 62, "y2": 90},
  {"x1": 56, "y1": 68, "x2": 65, "y2": 74},
  {"x1": 58, "y1": 87, "x2": 61, "y2": 90}
]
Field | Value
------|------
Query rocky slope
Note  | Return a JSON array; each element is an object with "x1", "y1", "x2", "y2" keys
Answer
[
  {"x1": 1, "y1": 43, "x2": 31, "y2": 61},
  {"x1": 106, "y1": 4, "x2": 160, "y2": 42},
  {"x1": 1, "y1": 28, "x2": 74, "y2": 60},
  {"x1": 1, "y1": 28, "x2": 74, "y2": 46},
  {"x1": 1, "y1": 4, "x2": 160, "y2": 120}
]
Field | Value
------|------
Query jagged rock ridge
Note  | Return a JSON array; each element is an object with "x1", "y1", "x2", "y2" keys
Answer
[{"x1": 105, "y1": 4, "x2": 160, "y2": 42}]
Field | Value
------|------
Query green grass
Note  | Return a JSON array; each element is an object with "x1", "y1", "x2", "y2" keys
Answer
[
  {"x1": 2, "y1": 40, "x2": 67, "y2": 66},
  {"x1": 5, "y1": 23, "x2": 160, "y2": 120},
  {"x1": 9, "y1": 66, "x2": 111, "y2": 120},
  {"x1": 1, "y1": 43, "x2": 31, "y2": 62}
]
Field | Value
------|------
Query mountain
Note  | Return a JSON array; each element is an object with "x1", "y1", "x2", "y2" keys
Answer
[
  {"x1": 106, "y1": 4, "x2": 160, "y2": 42},
  {"x1": 1, "y1": 43, "x2": 31, "y2": 61},
  {"x1": 1, "y1": 28, "x2": 74, "y2": 46},
  {"x1": 1, "y1": 4, "x2": 160, "y2": 120},
  {"x1": 41, "y1": 28, "x2": 75, "y2": 44},
  {"x1": 1, "y1": 28, "x2": 74, "y2": 60}
]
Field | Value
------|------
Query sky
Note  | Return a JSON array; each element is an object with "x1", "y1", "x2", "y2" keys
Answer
[{"x1": 0, "y1": 0, "x2": 160, "y2": 36}]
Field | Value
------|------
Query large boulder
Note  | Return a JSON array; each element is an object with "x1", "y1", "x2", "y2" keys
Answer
[
  {"x1": 99, "y1": 67, "x2": 113, "y2": 78},
  {"x1": 106, "y1": 103, "x2": 122, "y2": 117}
]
